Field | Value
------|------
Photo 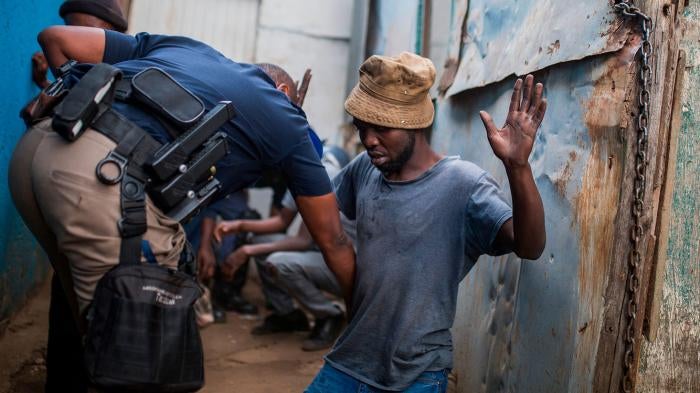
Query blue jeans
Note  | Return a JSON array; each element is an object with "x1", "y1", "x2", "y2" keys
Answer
[{"x1": 305, "y1": 363, "x2": 448, "y2": 393}]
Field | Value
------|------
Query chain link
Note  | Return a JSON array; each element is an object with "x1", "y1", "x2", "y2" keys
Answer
[{"x1": 614, "y1": 1, "x2": 653, "y2": 392}]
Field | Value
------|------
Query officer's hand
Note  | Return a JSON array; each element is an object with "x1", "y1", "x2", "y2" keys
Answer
[
  {"x1": 32, "y1": 52, "x2": 50, "y2": 89},
  {"x1": 214, "y1": 220, "x2": 243, "y2": 243},
  {"x1": 479, "y1": 74, "x2": 547, "y2": 169},
  {"x1": 197, "y1": 245, "x2": 216, "y2": 281},
  {"x1": 221, "y1": 246, "x2": 250, "y2": 281}
]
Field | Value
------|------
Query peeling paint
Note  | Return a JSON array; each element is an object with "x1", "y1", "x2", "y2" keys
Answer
[
  {"x1": 431, "y1": 50, "x2": 635, "y2": 391},
  {"x1": 364, "y1": 1, "x2": 695, "y2": 391},
  {"x1": 637, "y1": 4, "x2": 700, "y2": 390},
  {"x1": 445, "y1": 0, "x2": 631, "y2": 96}
]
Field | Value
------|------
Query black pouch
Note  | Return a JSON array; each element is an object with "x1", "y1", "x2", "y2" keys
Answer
[
  {"x1": 53, "y1": 63, "x2": 121, "y2": 141},
  {"x1": 84, "y1": 264, "x2": 204, "y2": 392},
  {"x1": 130, "y1": 68, "x2": 205, "y2": 130}
]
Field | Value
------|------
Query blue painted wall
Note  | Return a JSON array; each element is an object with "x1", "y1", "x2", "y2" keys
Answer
[{"x1": 0, "y1": 0, "x2": 64, "y2": 326}]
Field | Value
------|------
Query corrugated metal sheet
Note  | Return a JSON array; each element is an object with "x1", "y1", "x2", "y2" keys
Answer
[
  {"x1": 438, "y1": 44, "x2": 637, "y2": 391},
  {"x1": 365, "y1": 0, "x2": 420, "y2": 56},
  {"x1": 128, "y1": 0, "x2": 260, "y2": 62},
  {"x1": 365, "y1": 1, "x2": 658, "y2": 392},
  {"x1": 445, "y1": 0, "x2": 631, "y2": 96}
]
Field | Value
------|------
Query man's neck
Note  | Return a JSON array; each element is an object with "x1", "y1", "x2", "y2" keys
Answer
[{"x1": 385, "y1": 141, "x2": 443, "y2": 182}]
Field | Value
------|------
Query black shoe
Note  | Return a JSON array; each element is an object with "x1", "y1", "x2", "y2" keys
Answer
[
  {"x1": 222, "y1": 294, "x2": 259, "y2": 315},
  {"x1": 301, "y1": 313, "x2": 345, "y2": 351},
  {"x1": 251, "y1": 309, "x2": 309, "y2": 335}
]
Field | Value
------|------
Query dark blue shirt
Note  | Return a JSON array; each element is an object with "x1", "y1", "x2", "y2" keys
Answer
[{"x1": 101, "y1": 30, "x2": 331, "y2": 199}]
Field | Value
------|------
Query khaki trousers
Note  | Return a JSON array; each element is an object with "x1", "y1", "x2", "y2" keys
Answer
[{"x1": 9, "y1": 119, "x2": 185, "y2": 314}]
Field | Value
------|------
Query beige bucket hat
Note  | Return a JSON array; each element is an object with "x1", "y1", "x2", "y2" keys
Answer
[{"x1": 345, "y1": 52, "x2": 436, "y2": 129}]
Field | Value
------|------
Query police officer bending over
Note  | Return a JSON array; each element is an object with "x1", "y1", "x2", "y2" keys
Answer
[{"x1": 9, "y1": 26, "x2": 356, "y2": 385}]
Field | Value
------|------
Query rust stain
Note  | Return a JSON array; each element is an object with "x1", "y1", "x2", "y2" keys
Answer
[
  {"x1": 554, "y1": 160, "x2": 574, "y2": 198},
  {"x1": 554, "y1": 152, "x2": 579, "y2": 198},
  {"x1": 546, "y1": 40, "x2": 561, "y2": 55},
  {"x1": 579, "y1": 322, "x2": 589, "y2": 333},
  {"x1": 571, "y1": 38, "x2": 637, "y2": 380},
  {"x1": 438, "y1": 57, "x2": 460, "y2": 95}
]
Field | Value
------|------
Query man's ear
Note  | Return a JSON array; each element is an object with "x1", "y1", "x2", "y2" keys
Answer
[{"x1": 276, "y1": 83, "x2": 290, "y2": 96}]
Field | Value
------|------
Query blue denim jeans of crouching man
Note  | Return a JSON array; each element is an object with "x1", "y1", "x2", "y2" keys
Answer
[{"x1": 305, "y1": 363, "x2": 448, "y2": 393}]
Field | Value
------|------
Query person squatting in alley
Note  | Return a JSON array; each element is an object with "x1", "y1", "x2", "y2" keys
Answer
[{"x1": 216, "y1": 147, "x2": 354, "y2": 351}]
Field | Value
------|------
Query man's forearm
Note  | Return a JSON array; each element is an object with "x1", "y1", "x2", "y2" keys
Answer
[
  {"x1": 295, "y1": 193, "x2": 356, "y2": 310},
  {"x1": 238, "y1": 217, "x2": 286, "y2": 235},
  {"x1": 317, "y1": 234, "x2": 356, "y2": 311},
  {"x1": 245, "y1": 235, "x2": 312, "y2": 256},
  {"x1": 199, "y1": 217, "x2": 216, "y2": 251},
  {"x1": 505, "y1": 164, "x2": 545, "y2": 259},
  {"x1": 38, "y1": 26, "x2": 106, "y2": 71}
]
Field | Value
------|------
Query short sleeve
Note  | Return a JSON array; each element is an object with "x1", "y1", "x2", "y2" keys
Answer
[
  {"x1": 465, "y1": 172, "x2": 513, "y2": 256},
  {"x1": 332, "y1": 156, "x2": 362, "y2": 220},
  {"x1": 103, "y1": 30, "x2": 141, "y2": 63},
  {"x1": 278, "y1": 135, "x2": 333, "y2": 197}
]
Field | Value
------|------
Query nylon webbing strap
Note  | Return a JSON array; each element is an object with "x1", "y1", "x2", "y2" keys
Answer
[
  {"x1": 118, "y1": 170, "x2": 147, "y2": 265},
  {"x1": 91, "y1": 108, "x2": 159, "y2": 265},
  {"x1": 92, "y1": 108, "x2": 161, "y2": 167}
]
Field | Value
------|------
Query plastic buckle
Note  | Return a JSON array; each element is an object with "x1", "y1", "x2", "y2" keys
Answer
[{"x1": 95, "y1": 151, "x2": 128, "y2": 185}]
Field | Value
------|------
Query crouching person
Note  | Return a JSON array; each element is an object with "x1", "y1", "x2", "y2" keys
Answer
[{"x1": 216, "y1": 147, "x2": 354, "y2": 351}]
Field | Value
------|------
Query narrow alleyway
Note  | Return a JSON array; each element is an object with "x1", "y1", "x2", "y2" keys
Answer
[{"x1": 0, "y1": 270, "x2": 324, "y2": 393}]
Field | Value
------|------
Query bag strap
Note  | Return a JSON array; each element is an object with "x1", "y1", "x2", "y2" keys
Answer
[{"x1": 90, "y1": 106, "x2": 163, "y2": 266}]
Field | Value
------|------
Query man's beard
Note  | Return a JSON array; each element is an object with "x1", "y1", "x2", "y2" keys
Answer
[{"x1": 375, "y1": 132, "x2": 416, "y2": 175}]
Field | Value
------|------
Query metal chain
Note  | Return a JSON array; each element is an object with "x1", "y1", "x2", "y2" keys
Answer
[{"x1": 613, "y1": 1, "x2": 653, "y2": 392}]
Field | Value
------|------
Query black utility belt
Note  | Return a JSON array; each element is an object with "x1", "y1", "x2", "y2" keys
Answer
[{"x1": 49, "y1": 63, "x2": 236, "y2": 222}]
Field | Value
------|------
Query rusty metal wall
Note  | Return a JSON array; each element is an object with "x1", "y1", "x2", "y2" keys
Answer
[
  {"x1": 438, "y1": 47, "x2": 637, "y2": 392},
  {"x1": 365, "y1": 1, "x2": 644, "y2": 392}
]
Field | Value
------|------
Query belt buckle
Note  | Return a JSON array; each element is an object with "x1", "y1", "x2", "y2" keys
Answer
[{"x1": 95, "y1": 150, "x2": 128, "y2": 185}]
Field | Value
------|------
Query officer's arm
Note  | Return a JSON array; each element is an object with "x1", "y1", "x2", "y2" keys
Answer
[
  {"x1": 38, "y1": 26, "x2": 105, "y2": 70},
  {"x1": 295, "y1": 193, "x2": 355, "y2": 308},
  {"x1": 214, "y1": 207, "x2": 296, "y2": 242},
  {"x1": 238, "y1": 222, "x2": 314, "y2": 257}
]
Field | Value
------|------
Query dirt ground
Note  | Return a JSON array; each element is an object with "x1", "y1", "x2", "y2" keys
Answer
[{"x1": 0, "y1": 272, "x2": 324, "y2": 393}]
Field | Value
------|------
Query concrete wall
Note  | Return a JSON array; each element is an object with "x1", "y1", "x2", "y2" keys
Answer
[
  {"x1": 128, "y1": 0, "x2": 260, "y2": 63},
  {"x1": 0, "y1": 0, "x2": 63, "y2": 331},
  {"x1": 254, "y1": 0, "x2": 354, "y2": 144}
]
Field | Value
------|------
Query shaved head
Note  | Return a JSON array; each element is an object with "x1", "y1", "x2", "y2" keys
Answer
[{"x1": 256, "y1": 63, "x2": 298, "y2": 103}]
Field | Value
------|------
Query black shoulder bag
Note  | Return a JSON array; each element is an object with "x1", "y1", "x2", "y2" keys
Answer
[
  {"x1": 64, "y1": 64, "x2": 205, "y2": 392},
  {"x1": 84, "y1": 257, "x2": 204, "y2": 392}
]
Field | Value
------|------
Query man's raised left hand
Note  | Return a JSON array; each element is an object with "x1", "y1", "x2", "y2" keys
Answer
[{"x1": 479, "y1": 74, "x2": 547, "y2": 169}]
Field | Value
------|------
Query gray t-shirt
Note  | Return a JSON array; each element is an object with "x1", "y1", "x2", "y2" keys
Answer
[{"x1": 326, "y1": 153, "x2": 513, "y2": 391}]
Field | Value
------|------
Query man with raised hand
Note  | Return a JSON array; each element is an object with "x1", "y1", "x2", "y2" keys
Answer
[{"x1": 305, "y1": 52, "x2": 546, "y2": 392}]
